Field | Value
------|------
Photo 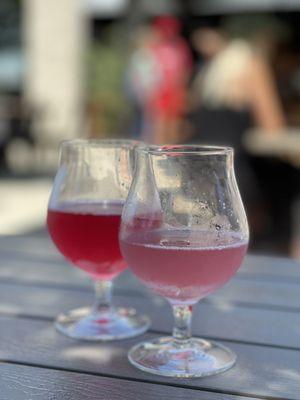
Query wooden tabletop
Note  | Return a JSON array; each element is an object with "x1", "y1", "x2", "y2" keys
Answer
[{"x1": 0, "y1": 233, "x2": 300, "y2": 399}]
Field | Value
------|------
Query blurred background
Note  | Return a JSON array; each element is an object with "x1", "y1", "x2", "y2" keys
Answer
[{"x1": 0, "y1": 0, "x2": 300, "y2": 258}]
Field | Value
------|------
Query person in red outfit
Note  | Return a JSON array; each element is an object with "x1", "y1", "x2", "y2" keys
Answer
[{"x1": 146, "y1": 16, "x2": 192, "y2": 144}]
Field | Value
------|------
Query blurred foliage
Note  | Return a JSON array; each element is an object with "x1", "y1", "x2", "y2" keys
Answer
[{"x1": 86, "y1": 25, "x2": 130, "y2": 136}]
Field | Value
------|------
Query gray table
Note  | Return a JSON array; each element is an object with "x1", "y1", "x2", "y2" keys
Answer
[{"x1": 0, "y1": 234, "x2": 300, "y2": 399}]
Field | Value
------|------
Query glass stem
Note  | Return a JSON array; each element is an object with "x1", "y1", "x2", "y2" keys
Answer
[
  {"x1": 93, "y1": 280, "x2": 113, "y2": 314},
  {"x1": 172, "y1": 305, "x2": 192, "y2": 343}
]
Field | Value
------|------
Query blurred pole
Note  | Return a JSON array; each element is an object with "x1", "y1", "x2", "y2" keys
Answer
[{"x1": 22, "y1": 0, "x2": 88, "y2": 144}]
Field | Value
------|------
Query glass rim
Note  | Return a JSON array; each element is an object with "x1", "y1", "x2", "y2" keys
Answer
[
  {"x1": 60, "y1": 138, "x2": 140, "y2": 149},
  {"x1": 136, "y1": 144, "x2": 234, "y2": 156}
]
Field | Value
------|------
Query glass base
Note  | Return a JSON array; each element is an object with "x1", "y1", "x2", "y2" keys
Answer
[
  {"x1": 128, "y1": 337, "x2": 236, "y2": 378},
  {"x1": 55, "y1": 306, "x2": 150, "y2": 341}
]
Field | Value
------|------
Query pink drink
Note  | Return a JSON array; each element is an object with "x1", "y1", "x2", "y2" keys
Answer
[
  {"x1": 120, "y1": 229, "x2": 247, "y2": 304},
  {"x1": 47, "y1": 202, "x2": 126, "y2": 280}
]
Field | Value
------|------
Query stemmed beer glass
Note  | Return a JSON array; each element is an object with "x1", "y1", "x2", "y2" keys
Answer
[
  {"x1": 120, "y1": 145, "x2": 249, "y2": 377},
  {"x1": 47, "y1": 139, "x2": 150, "y2": 340}
]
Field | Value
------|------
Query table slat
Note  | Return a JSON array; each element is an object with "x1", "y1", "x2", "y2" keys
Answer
[
  {"x1": 0, "y1": 315, "x2": 299, "y2": 400},
  {"x1": 1, "y1": 363, "x2": 257, "y2": 400},
  {"x1": 0, "y1": 282, "x2": 299, "y2": 350},
  {"x1": 1, "y1": 235, "x2": 300, "y2": 281},
  {"x1": 213, "y1": 279, "x2": 300, "y2": 309},
  {"x1": 1, "y1": 254, "x2": 300, "y2": 311}
]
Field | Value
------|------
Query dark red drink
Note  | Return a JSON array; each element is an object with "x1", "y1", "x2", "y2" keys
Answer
[{"x1": 47, "y1": 202, "x2": 125, "y2": 280}]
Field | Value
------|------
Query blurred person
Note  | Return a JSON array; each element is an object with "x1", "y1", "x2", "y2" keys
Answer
[
  {"x1": 148, "y1": 16, "x2": 192, "y2": 144},
  {"x1": 0, "y1": 94, "x2": 34, "y2": 172},
  {"x1": 188, "y1": 16, "x2": 290, "y2": 249},
  {"x1": 189, "y1": 19, "x2": 286, "y2": 143},
  {"x1": 126, "y1": 17, "x2": 192, "y2": 144},
  {"x1": 7, "y1": 94, "x2": 34, "y2": 145},
  {"x1": 125, "y1": 25, "x2": 161, "y2": 139},
  {"x1": 191, "y1": 26, "x2": 224, "y2": 67}
]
